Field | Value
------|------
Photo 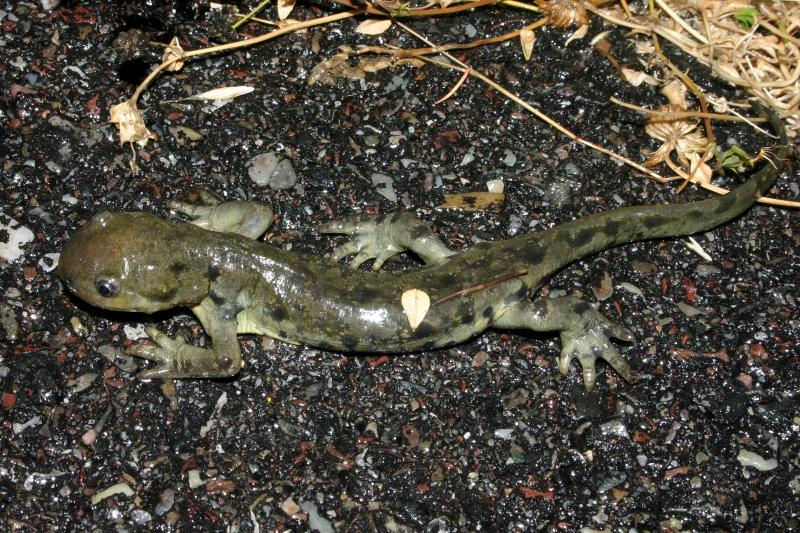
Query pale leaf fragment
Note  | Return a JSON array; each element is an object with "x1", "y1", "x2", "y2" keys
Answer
[
  {"x1": 90, "y1": 482, "x2": 134, "y2": 505},
  {"x1": 109, "y1": 100, "x2": 155, "y2": 147},
  {"x1": 277, "y1": 0, "x2": 295, "y2": 21},
  {"x1": 358, "y1": 56, "x2": 394, "y2": 73},
  {"x1": 686, "y1": 152, "x2": 713, "y2": 186},
  {"x1": 188, "y1": 86, "x2": 255, "y2": 101},
  {"x1": 564, "y1": 24, "x2": 588, "y2": 46},
  {"x1": 519, "y1": 29, "x2": 536, "y2": 61},
  {"x1": 308, "y1": 53, "x2": 364, "y2": 86},
  {"x1": 355, "y1": 18, "x2": 393, "y2": 36},
  {"x1": 683, "y1": 236, "x2": 713, "y2": 262},
  {"x1": 163, "y1": 36, "x2": 185, "y2": 72},
  {"x1": 621, "y1": 68, "x2": 659, "y2": 87},
  {"x1": 402, "y1": 289, "x2": 430, "y2": 330}
]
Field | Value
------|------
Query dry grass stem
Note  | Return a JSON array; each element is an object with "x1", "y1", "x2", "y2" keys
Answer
[{"x1": 588, "y1": 1, "x2": 800, "y2": 136}]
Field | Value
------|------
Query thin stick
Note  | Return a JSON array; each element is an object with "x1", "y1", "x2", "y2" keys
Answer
[
  {"x1": 610, "y1": 97, "x2": 768, "y2": 124},
  {"x1": 232, "y1": 0, "x2": 272, "y2": 31},
  {"x1": 354, "y1": 18, "x2": 549, "y2": 59},
  {"x1": 130, "y1": 11, "x2": 361, "y2": 106},
  {"x1": 435, "y1": 269, "x2": 528, "y2": 305},
  {"x1": 394, "y1": 21, "x2": 672, "y2": 183}
]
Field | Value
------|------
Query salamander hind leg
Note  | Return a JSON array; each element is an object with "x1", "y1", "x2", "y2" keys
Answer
[
  {"x1": 318, "y1": 211, "x2": 456, "y2": 269},
  {"x1": 494, "y1": 296, "x2": 636, "y2": 390},
  {"x1": 168, "y1": 193, "x2": 273, "y2": 239}
]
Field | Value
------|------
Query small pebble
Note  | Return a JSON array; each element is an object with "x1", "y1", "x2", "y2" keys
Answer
[{"x1": 247, "y1": 152, "x2": 297, "y2": 190}]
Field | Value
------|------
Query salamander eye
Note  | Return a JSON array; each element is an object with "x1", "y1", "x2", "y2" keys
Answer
[{"x1": 96, "y1": 279, "x2": 120, "y2": 298}]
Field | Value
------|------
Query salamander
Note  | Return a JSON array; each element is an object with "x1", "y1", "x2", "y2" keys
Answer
[{"x1": 58, "y1": 104, "x2": 787, "y2": 390}]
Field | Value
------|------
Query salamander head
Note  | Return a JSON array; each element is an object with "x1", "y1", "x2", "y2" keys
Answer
[{"x1": 59, "y1": 211, "x2": 210, "y2": 313}]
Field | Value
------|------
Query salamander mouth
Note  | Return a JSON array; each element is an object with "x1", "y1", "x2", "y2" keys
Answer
[{"x1": 60, "y1": 272, "x2": 76, "y2": 293}]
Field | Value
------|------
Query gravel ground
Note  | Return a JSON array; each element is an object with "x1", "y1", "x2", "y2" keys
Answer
[{"x1": 1, "y1": 1, "x2": 799, "y2": 531}]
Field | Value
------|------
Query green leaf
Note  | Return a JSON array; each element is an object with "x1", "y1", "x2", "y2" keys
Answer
[
  {"x1": 735, "y1": 7, "x2": 758, "y2": 30},
  {"x1": 712, "y1": 144, "x2": 753, "y2": 172}
]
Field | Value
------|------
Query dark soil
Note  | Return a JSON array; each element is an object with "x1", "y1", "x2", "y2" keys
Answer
[{"x1": 1, "y1": 1, "x2": 798, "y2": 531}]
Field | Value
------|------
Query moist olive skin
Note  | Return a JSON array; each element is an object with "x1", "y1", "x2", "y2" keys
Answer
[{"x1": 59, "y1": 106, "x2": 786, "y2": 389}]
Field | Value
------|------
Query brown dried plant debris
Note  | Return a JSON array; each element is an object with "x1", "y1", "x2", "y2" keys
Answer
[
  {"x1": 108, "y1": 100, "x2": 155, "y2": 147},
  {"x1": 644, "y1": 81, "x2": 709, "y2": 168},
  {"x1": 162, "y1": 37, "x2": 186, "y2": 72},
  {"x1": 592, "y1": 0, "x2": 800, "y2": 137}
]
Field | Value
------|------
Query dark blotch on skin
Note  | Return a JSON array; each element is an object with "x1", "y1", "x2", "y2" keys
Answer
[
  {"x1": 410, "y1": 321, "x2": 435, "y2": 340},
  {"x1": 422, "y1": 341, "x2": 437, "y2": 350},
  {"x1": 222, "y1": 306, "x2": 241, "y2": 320},
  {"x1": 603, "y1": 220, "x2": 621, "y2": 238},
  {"x1": 573, "y1": 301, "x2": 590, "y2": 314},
  {"x1": 278, "y1": 330, "x2": 288, "y2": 339},
  {"x1": 410, "y1": 225, "x2": 430, "y2": 240},
  {"x1": 482, "y1": 306, "x2": 494, "y2": 318},
  {"x1": 209, "y1": 290, "x2": 226, "y2": 306},
  {"x1": 573, "y1": 228, "x2": 594, "y2": 247},
  {"x1": 271, "y1": 307, "x2": 287, "y2": 322},
  {"x1": 207, "y1": 264, "x2": 221, "y2": 281},
  {"x1": 318, "y1": 340, "x2": 334, "y2": 351},
  {"x1": 504, "y1": 284, "x2": 528, "y2": 305},
  {"x1": 641, "y1": 215, "x2": 669, "y2": 229},
  {"x1": 522, "y1": 245, "x2": 544, "y2": 265},
  {"x1": 341, "y1": 334, "x2": 359, "y2": 350},
  {"x1": 169, "y1": 262, "x2": 188, "y2": 274},
  {"x1": 714, "y1": 193, "x2": 737, "y2": 214}
]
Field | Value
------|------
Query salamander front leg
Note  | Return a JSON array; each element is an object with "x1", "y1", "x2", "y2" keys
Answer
[
  {"x1": 169, "y1": 192, "x2": 273, "y2": 240},
  {"x1": 319, "y1": 211, "x2": 456, "y2": 269},
  {"x1": 126, "y1": 300, "x2": 243, "y2": 379},
  {"x1": 126, "y1": 327, "x2": 243, "y2": 379},
  {"x1": 494, "y1": 296, "x2": 635, "y2": 390}
]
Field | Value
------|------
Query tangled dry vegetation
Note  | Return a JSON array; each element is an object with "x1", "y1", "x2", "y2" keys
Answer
[
  {"x1": 593, "y1": 0, "x2": 800, "y2": 136},
  {"x1": 109, "y1": 0, "x2": 797, "y2": 206}
]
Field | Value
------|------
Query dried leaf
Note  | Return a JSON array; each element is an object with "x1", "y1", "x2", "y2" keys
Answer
[
  {"x1": 308, "y1": 53, "x2": 364, "y2": 86},
  {"x1": 187, "y1": 86, "x2": 254, "y2": 101},
  {"x1": 644, "y1": 104, "x2": 708, "y2": 167},
  {"x1": 277, "y1": 0, "x2": 295, "y2": 21},
  {"x1": 162, "y1": 36, "x2": 185, "y2": 72},
  {"x1": 355, "y1": 18, "x2": 393, "y2": 36},
  {"x1": 437, "y1": 192, "x2": 504, "y2": 213},
  {"x1": 621, "y1": 68, "x2": 659, "y2": 87},
  {"x1": 373, "y1": 0, "x2": 403, "y2": 11},
  {"x1": 401, "y1": 289, "x2": 430, "y2": 330},
  {"x1": 277, "y1": 18, "x2": 302, "y2": 28},
  {"x1": 660, "y1": 80, "x2": 687, "y2": 108},
  {"x1": 168, "y1": 125, "x2": 203, "y2": 144},
  {"x1": 684, "y1": 152, "x2": 714, "y2": 188},
  {"x1": 358, "y1": 56, "x2": 394, "y2": 73},
  {"x1": 564, "y1": 23, "x2": 588, "y2": 46},
  {"x1": 398, "y1": 58, "x2": 425, "y2": 69},
  {"x1": 592, "y1": 271, "x2": 613, "y2": 301},
  {"x1": 519, "y1": 29, "x2": 536, "y2": 61},
  {"x1": 108, "y1": 100, "x2": 155, "y2": 146}
]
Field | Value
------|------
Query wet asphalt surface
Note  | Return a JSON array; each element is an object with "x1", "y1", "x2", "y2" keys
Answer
[{"x1": 1, "y1": 1, "x2": 799, "y2": 531}]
